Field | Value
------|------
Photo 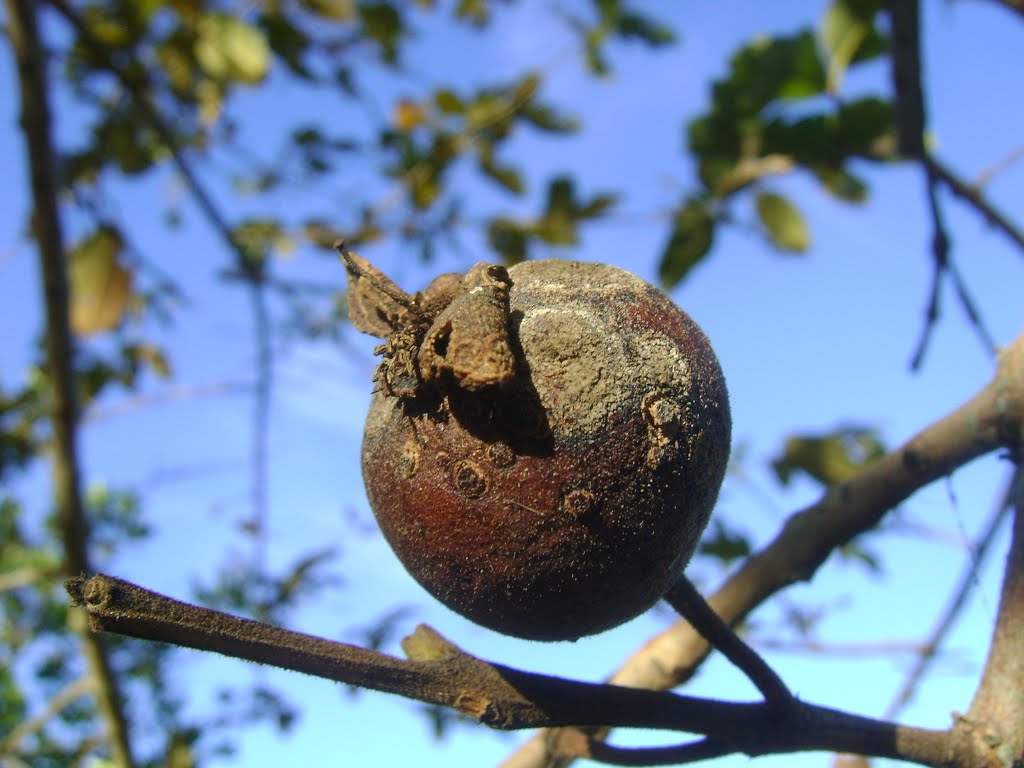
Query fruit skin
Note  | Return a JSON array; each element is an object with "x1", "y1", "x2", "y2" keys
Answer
[{"x1": 359, "y1": 259, "x2": 730, "y2": 641}]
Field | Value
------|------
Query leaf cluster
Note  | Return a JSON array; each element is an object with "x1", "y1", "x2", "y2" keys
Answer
[{"x1": 660, "y1": 0, "x2": 893, "y2": 286}]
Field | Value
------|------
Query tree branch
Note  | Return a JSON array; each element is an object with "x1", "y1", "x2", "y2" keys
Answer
[
  {"x1": 65, "y1": 574, "x2": 952, "y2": 766},
  {"x1": 886, "y1": 467, "x2": 1017, "y2": 718},
  {"x1": 924, "y1": 155, "x2": 1024, "y2": 254},
  {"x1": 502, "y1": 330, "x2": 1024, "y2": 767},
  {"x1": 45, "y1": 0, "x2": 275, "y2": 571},
  {"x1": 6, "y1": 1, "x2": 135, "y2": 765},
  {"x1": 950, "y1": 462, "x2": 1024, "y2": 765},
  {"x1": 663, "y1": 577, "x2": 792, "y2": 706}
]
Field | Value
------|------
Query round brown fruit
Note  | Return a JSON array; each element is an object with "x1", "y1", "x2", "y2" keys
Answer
[{"x1": 360, "y1": 259, "x2": 730, "y2": 641}]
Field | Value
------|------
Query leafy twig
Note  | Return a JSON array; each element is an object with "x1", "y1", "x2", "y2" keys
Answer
[{"x1": 46, "y1": 0, "x2": 275, "y2": 571}]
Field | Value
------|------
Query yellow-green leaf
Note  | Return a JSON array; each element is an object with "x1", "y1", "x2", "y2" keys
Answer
[
  {"x1": 68, "y1": 226, "x2": 133, "y2": 336},
  {"x1": 195, "y1": 14, "x2": 270, "y2": 84},
  {"x1": 820, "y1": 0, "x2": 869, "y2": 93},
  {"x1": 659, "y1": 200, "x2": 715, "y2": 287},
  {"x1": 756, "y1": 191, "x2": 809, "y2": 253},
  {"x1": 299, "y1": 0, "x2": 355, "y2": 21},
  {"x1": 772, "y1": 428, "x2": 885, "y2": 487}
]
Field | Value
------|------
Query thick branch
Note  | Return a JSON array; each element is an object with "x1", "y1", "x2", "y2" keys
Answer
[
  {"x1": 951, "y1": 465, "x2": 1024, "y2": 765},
  {"x1": 503, "y1": 331, "x2": 1024, "y2": 767},
  {"x1": 886, "y1": 469, "x2": 1017, "y2": 717},
  {"x1": 6, "y1": 1, "x2": 135, "y2": 765},
  {"x1": 65, "y1": 574, "x2": 950, "y2": 765}
]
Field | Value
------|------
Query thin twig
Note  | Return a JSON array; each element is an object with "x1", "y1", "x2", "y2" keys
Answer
[
  {"x1": 0, "y1": 676, "x2": 92, "y2": 754},
  {"x1": 910, "y1": 160, "x2": 997, "y2": 370},
  {"x1": 909, "y1": 169, "x2": 948, "y2": 370},
  {"x1": 974, "y1": 145, "x2": 1024, "y2": 189},
  {"x1": 6, "y1": 2, "x2": 136, "y2": 765},
  {"x1": 663, "y1": 577, "x2": 792, "y2": 706},
  {"x1": 925, "y1": 155, "x2": 1024, "y2": 254}
]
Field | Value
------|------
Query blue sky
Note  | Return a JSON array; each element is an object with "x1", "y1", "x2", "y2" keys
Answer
[{"x1": 2, "y1": 1, "x2": 1023, "y2": 766}]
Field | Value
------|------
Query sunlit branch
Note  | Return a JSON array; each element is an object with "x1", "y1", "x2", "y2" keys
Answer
[
  {"x1": 951, "y1": 463, "x2": 1024, "y2": 763},
  {"x1": 0, "y1": 676, "x2": 92, "y2": 756}
]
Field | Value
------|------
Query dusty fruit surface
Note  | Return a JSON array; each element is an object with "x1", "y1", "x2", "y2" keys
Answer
[{"x1": 345, "y1": 253, "x2": 730, "y2": 641}]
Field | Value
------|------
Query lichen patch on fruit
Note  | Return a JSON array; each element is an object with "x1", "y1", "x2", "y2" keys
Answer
[{"x1": 515, "y1": 306, "x2": 623, "y2": 442}]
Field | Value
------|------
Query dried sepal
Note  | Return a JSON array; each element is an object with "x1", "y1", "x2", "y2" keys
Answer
[
  {"x1": 339, "y1": 244, "x2": 418, "y2": 338},
  {"x1": 418, "y1": 263, "x2": 517, "y2": 390}
]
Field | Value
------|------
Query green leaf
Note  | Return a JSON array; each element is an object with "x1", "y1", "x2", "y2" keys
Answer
[
  {"x1": 534, "y1": 177, "x2": 578, "y2": 245},
  {"x1": 434, "y1": 89, "x2": 465, "y2": 114},
  {"x1": 578, "y1": 193, "x2": 618, "y2": 219},
  {"x1": 820, "y1": 0, "x2": 870, "y2": 93},
  {"x1": 813, "y1": 166, "x2": 867, "y2": 202},
  {"x1": 456, "y1": 0, "x2": 490, "y2": 27},
  {"x1": 478, "y1": 154, "x2": 524, "y2": 195},
  {"x1": 299, "y1": 0, "x2": 355, "y2": 21},
  {"x1": 584, "y1": 27, "x2": 610, "y2": 76},
  {"x1": 232, "y1": 219, "x2": 288, "y2": 274},
  {"x1": 68, "y1": 226, "x2": 133, "y2": 336},
  {"x1": 698, "y1": 520, "x2": 752, "y2": 565},
  {"x1": 302, "y1": 219, "x2": 346, "y2": 250},
  {"x1": 772, "y1": 427, "x2": 886, "y2": 487},
  {"x1": 126, "y1": 343, "x2": 173, "y2": 379},
  {"x1": 358, "y1": 3, "x2": 406, "y2": 64},
  {"x1": 520, "y1": 102, "x2": 579, "y2": 133},
  {"x1": 838, "y1": 97, "x2": 897, "y2": 159},
  {"x1": 512, "y1": 72, "x2": 541, "y2": 106},
  {"x1": 259, "y1": 12, "x2": 313, "y2": 79},
  {"x1": 755, "y1": 191, "x2": 809, "y2": 253},
  {"x1": 658, "y1": 200, "x2": 714, "y2": 287},
  {"x1": 616, "y1": 12, "x2": 676, "y2": 47},
  {"x1": 195, "y1": 14, "x2": 270, "y2": 84},
  {"x1": 486, "y1": 218, "x2": 528, "y2": 263}
]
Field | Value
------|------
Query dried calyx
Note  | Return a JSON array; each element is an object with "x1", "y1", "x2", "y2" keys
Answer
[{"x1": 342, "y1": 246, "x2": 731, "y2": 641}]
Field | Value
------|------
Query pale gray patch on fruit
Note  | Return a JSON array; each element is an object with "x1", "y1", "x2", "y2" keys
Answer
[{"x1": 515, "y1": 306, "x2": 626, "y2": 441}]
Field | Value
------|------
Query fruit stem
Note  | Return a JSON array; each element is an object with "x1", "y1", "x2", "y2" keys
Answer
[{"x1": 663, "y1": 576, "x2": 793, "y2": 707}]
